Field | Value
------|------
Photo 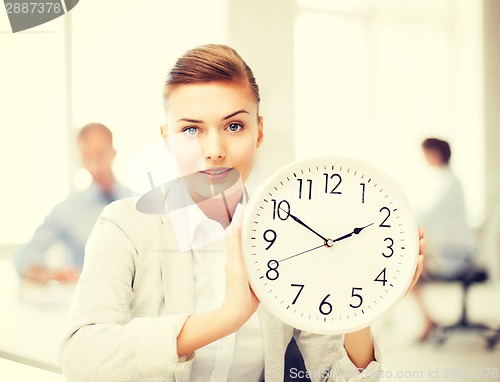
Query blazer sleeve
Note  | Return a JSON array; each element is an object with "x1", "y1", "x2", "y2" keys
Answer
[
  {"x1": 58, "y1": 201, "x2": 191, "y2": 382},
  {"x1": 294, "y1": 329, "x2": 382, "y2": 382}
]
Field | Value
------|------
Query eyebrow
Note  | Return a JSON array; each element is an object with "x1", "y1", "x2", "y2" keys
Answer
[{"x1": 176, "y1": 109, "x2": 249, "y2": 123}]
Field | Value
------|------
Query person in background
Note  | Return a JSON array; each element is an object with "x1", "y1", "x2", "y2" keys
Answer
[
  {"x1": 413, "y1": 137, "x2": 476, "y2": 340},
  {"x1": 14, "y1": 123, "x2": 130, "y2": 284}
]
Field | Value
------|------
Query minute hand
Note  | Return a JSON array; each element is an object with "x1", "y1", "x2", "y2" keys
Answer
[
  {"x1": 331, "y1": 223, "x2": 374, "y2": 244},
  {"x1": 280, "y1": 207, "x2": 329, "y2": 243}
]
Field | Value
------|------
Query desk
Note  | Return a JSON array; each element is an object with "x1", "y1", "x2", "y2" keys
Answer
[
  {"x1": 0, "y1": 357, "x2": 65, "y2": 381},
  {"x1": 0, "y1": 258, "x2": 74, "y2": 374}
]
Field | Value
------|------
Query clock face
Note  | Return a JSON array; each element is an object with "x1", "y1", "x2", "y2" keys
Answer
[{"x1": 242, "y1": 156, "x2": 418, "y2": 334}]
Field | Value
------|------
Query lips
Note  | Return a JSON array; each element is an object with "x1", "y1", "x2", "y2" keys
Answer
[{"x1": 199, "y1": 167, "x2": 233, "y2": 182}]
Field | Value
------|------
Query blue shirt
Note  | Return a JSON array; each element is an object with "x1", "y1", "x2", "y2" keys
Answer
[{"x1": 14, "y1": 182, "x2": 130, "y2": 274}]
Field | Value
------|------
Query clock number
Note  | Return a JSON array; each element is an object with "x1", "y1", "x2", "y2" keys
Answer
[
  {"x1": 374, "y1": 268, "x2": 388, "y2": 286},
  {"x1": 349, "y1": 287, "x2": 363, "y2": 308},
  {"x1": 379, "y1": 207, "x2": 391, "y2": 227},
  {"x1": 263, "y1": 229, "x2": 277, "y2": 250},
  {"x1": 382, "y1": 237, "x2": 394, "y2": 258},
  {"x1": 323, "y1": 173, "x2": 342, "y2": 194},
  {"x1": 319, "y1": 294, "x2": 333, "y2": 315},
  {"x1": 291, "y1": 283, "x2": 304, "y2": 304},
  {"x1": 271, "y1": 199, "x2": 290, "y2": 220},
  {"x1": 297, "y1": 178, "x2": 312, "y2": 200},
  {"x1": 360, "y1": 183, "x2": 366, "y2": 203},
  {"x1": 266, "y1": 260, "x2": 280, "y2": 281}
]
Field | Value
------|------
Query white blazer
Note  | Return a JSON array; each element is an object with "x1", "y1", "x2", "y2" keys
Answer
[{"x1": 58, "y1": 198, "x2": 381, "y2": 382}]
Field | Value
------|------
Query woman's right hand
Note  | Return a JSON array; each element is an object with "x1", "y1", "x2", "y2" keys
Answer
[{"x1": 223, "y1": 204, "x2": 260, "y2": 329}]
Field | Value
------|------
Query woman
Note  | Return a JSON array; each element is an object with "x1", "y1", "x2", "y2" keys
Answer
[
  {"x1": 59, "y1": 44, "x2": 425, "y2": 381},
  {"x1": 413, "y1": 138, "x2": 474, "y2": 341},
  {"x1": 418, "y1": 138, "x2": 475, "y2": 279}
]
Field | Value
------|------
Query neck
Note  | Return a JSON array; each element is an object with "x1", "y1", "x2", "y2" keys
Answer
[
  {"x1": 193, "y1": 187, "x2": 244, "y2": 229},
  {"x1": 95, "y1": 175, "x2": 115, "y2": 195}
]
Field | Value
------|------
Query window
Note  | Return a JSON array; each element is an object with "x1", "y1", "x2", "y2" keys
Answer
[
  {"x1": 0, "y1": 0, "x2": 229, "y2": 246},
  {"x1": 0, "y1": 16, "x2": 68, "y2": 245},
  {"x1": 295, "y1": 0, "x2": 484, "y2": 226}
]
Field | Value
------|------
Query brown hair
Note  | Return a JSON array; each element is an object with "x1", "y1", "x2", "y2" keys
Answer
[
  {"x1": 422, "y1": 137, "x2": 451, "y2": 164},
  {"x1": 164, "y1": 44, "x2": 260, "y2": 105}
]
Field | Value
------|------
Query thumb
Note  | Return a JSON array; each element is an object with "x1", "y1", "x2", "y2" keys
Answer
[{"x1": 228, "y1": 203, "x2": 245, "y2": 234}]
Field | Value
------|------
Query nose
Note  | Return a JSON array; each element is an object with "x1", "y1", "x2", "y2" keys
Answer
[{"x1": 203, "y1": 131, "x2": 225, "y2": 161}]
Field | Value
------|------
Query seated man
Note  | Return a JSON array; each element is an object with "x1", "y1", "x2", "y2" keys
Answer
[{"x1": 14, "y1": 123, "x2": 129, "y2": 284}]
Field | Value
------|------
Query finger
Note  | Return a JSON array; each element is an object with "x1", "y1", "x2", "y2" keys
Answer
[
  {"x1": 418, "y1": 226, "x2": 425, "y2": 239},
  {"x1": 225, "y1": 227, "x2": 244, "y2": 281},
  {"x1": 415, "y1": 254, "x2": 424, "y2": 280},
  {"x1": 418, "y1": 226, "x2": 426, "y2": 257},
  {"x1": 249, "y1": 284, "x2": 261, "y2": 303},
  {"x1": 228, "y1": 203, "x2": 245, "y2": 234},
  {"x1": 405, "y1": 251, "x2": 424, "y2": 296},
  {"x1": 226, "y1": 227, "x2": 242, "y2": 254}
]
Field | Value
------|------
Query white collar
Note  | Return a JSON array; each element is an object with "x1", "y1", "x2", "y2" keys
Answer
[{"x1": 166, "y1": 182, "x2": 246, "y2": 251}]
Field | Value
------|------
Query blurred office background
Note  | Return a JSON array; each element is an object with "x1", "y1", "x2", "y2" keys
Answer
[{"x1": 1, "y1": 0, "x2": 500, "y2": 380}]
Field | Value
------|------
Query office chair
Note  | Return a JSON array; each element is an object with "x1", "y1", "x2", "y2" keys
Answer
[{"x1": 430, "y1": 265, "x2": 500, "y2": 350}]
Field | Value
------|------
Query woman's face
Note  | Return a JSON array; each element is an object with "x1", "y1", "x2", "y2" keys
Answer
[
  {"x1": 423, "y1": 148, "x2": 444, "y2": 167},
  {"x1": 162, "y1": 82, "x2": 263, "y2": 200}
]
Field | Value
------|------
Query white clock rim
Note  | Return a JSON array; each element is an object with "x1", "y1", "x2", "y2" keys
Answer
[{"x1": 242, "y1": 155, "x2": 419, "y2": 335}]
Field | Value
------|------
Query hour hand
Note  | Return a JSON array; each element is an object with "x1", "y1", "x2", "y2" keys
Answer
[
  {"x1": 331, "y1": 223, "x2": 374, "y2": 244},
  {"x1": 280, "y1": 207, "x2": 329, "y2": 244}
]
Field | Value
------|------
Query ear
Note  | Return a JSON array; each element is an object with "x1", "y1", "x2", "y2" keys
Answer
[
  {"x1": 256, "y1": 116, "x2": 264, "y2": 148},
  {"x1": 160, "y1": 124, "x2": 168, "y2": 139},
  {"x1": 160, "y1": 124, "x2": 171, "y2": 152}
]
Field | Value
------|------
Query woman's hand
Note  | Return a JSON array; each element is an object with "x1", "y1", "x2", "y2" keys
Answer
[
  {"x1": 344, "y1": 228, "x2": 426, "y2": 367},
  {"x1": 405, "y1": 226, "x2": 426, "y2": 295},
  {"x1": 223, "y1": 204, "x2": 260, "y2": 329}
]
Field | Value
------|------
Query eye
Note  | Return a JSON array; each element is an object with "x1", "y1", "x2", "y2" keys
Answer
[
  {"x1": 227, "y1": 123, "x2": 243, "y2": 132},
  {"x1": 183, "y1": 127, "x2": 199, "y2": 136}
]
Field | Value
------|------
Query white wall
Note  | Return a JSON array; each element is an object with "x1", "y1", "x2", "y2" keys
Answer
[
  {"x1": 0, "y1": 0, "x2": 230, "y2": 244},
  {"x1": 294, "y1": 0, "x2": 485, "y2": 227},
  {"x1": 70, "y1": 0, "x2": 229, "y2": 193},
  {"x1": 484, "y1": 0, "x2": 500, "y2": 217},
  {"x1": 227, "y1": 0, "x2": 296, "y2": 194},
  {"x1": 0, "y1": 15, "x2": 68, "y2": 244}
]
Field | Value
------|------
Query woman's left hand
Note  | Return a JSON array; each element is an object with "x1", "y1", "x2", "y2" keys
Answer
[
  {"x1": 406, "y1": 227, "x2": 426, "y2": 294},
  {"x1": 405, "y1": 226, "x2": 426, "y2": 295},
  {"x1": 343, "y1": 227, "x2": 425, "y2": 368}
]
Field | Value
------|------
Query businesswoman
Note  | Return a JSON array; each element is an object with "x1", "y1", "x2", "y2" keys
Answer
[{"x1": 59, "y1": 44, "x2": 425, "y2": 382}]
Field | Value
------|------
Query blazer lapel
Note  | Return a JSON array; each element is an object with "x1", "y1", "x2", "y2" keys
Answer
[
  {"x1": 258, "y1": 306, "x2": 294, "y2": 381},
  {"x1": 158, "y1": 213, "x2": 196, "y2": 315}
]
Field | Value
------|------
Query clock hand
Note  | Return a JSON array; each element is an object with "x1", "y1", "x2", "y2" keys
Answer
[
  {"x1": 279, "y1": 207, "x2": 330, "y2": 244},
  {"x1": 278, "y1": 243, "x2": 326, "y2": 263},
  {"x1": 331, "y1": 223, "x2": 374, "y2": 244}
]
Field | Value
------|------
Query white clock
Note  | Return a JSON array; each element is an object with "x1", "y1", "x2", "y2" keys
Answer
[{"x1": 242, "y1": 156, "x2": 418, "y2": 335}]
